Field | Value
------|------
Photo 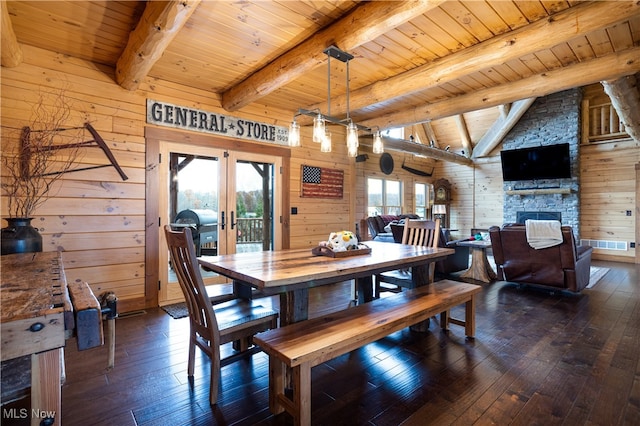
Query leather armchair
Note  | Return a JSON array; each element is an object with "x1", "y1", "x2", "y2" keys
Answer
[
  {"x1": 489, "y1": 224, "x2": 593, "y2": 292},
  {"x1": 435, "y1": 229, "x2": 470, "y2": 276}
]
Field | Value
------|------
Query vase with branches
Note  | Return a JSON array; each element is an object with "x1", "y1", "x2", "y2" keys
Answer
[{"x1": 1, "y1": 90, "x2": 83, "y2": 254}]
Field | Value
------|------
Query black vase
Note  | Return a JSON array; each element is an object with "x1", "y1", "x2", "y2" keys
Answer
[{"x1": 1, "y1": 218, "x2": 43, "y2": 255}]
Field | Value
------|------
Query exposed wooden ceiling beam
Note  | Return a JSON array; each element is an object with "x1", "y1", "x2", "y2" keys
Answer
[
  {"x1": 220, "y1": 0, "x2": 444, "y2": 112},
  {"x1": 364, "y1": 48, "x2": 640, "y2": 130},
  {"x1": 116, "y1": 0, "x2": 201, "y2": 90},
  {"x1": 1, "y1": 1, "x2": 22, "y2": 68},
  {"x1": 472, "y1": 98, "x2": 537, "y2": 158},
  {"x1": 306, "y1": 0, "x2": 640, "y2": 119},
  {"x1": 453, "y1": 115, "x2": 472, "y2": 158},
  {"x1": 601, "y1": 73, "x2": 640, "y2": 144},
  {"x1": 361, "y1": 136, "x2": 472, "y2": 166},
  {"x1": 423, "y1": 122, "x2": 439, "y2": 148},
  {"x1": 498, "y1": 104, "x2": 510, "y2": 120},
  {"x1": 411, "y1": 124, "x2": 429, "y2": 146}
]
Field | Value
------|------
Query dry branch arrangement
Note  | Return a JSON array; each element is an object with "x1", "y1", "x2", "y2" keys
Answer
[{"x1": 1, "y1": 91, "x2": 83, "y2": 218}]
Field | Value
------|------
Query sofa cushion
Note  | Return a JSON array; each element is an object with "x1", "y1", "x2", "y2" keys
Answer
[{"x1": 365, "y1": 214, "x2": 421, "y2": 241}]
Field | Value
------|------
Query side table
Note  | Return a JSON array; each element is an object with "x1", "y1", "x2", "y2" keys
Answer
[{"x1": 457, "y1": 240, "x2": 497, "y2": 283}]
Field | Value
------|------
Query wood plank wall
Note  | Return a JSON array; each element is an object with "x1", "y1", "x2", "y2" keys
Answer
[
  {"x1": 353, "y1": 150, "x2": 437, "y2": 239},
  {"x1": 580, "y1": 84, "x2": 638, "y2": 263},
  {"x1": 1, "y1": 46, "x2": 637, "y2": 313},
  {"x1": 434, "y1": 159, "x2": 504, "y2": 238},
  {"x1": 1, "y1": 44, "x2": 385, "y2": 312},
  {"x1": 289, "y1": 127, "x2": 355, "y2": 248},
  {"x1": 2, "y1": 46, "x2": 150, "y2": 310}
]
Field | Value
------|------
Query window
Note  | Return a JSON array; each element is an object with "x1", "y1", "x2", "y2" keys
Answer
[
  {"x1": 367, "y1": 178, "x2": 402, "y2": 216},
  {"x1": 414, "y1": 183, "x2": 430, "y2": 218},
  {"x1": 381, "y1": 127, "x2": 404, "y2": 139}
]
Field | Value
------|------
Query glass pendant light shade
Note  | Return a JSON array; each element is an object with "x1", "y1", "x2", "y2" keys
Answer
[
  {"x1": 347, "y1": 121, "x2": 359, "y2": 148},
  {"x1": 372, "y1": 130, "x2": 384, "y2": 154},
  {"x1": 320, "y1": 131, "x2": 332, "y2": 152},
  {"x1": 347, "y1": 142, "x2": 358, "y2": 157},
  {"x1": 288, "y1": 120, "x2": 300, "y2": 147},
  {"x1": 346, "y1": 122, "x2": 358, "y2": 157},
  {"x1": 313, "y1": 113, "x2": 325, "y2": 143}
]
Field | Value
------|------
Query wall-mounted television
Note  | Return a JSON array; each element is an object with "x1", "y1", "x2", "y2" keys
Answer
[{"x1": 500, "y1": 143, "x2": 571, "y2": 181}]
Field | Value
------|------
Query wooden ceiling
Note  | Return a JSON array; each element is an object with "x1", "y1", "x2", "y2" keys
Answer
[{"x1": 3, "y1": 1, "x2": 640, "y2": 159}]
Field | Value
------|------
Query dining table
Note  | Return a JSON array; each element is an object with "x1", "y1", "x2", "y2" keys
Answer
[{"x1": 198, "y1": 240, "x2": 453, "y2": 326}]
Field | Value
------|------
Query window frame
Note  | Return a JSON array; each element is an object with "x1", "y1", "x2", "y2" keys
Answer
[
  {"x1": 414, "y1": 182, "x2": 430, "y2": 218},
  {"x1": 367, "y1": 177, "x2": 403, "y2": 216}
]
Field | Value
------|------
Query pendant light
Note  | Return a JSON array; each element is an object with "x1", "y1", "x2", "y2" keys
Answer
[
  {"x1": 372, "y1": 130, "x2": 384, "y2": 154},
  {"x1": 287, "y1": 46, "x2": 383, "y2": 157},
  {"x1": 288, "y1": 119, "x2": 300, "y2": 147}
]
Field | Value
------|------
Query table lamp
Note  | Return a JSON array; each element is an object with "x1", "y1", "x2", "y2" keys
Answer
[
  {"x1": 432, "y1": 204, "x2": 447, "y2": 227},
  {"x1": 432, "y1": 204, "x2": 446, "y2": 220}
]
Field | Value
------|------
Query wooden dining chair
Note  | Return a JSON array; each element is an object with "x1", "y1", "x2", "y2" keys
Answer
[
  {"x1": 164, "y1": 225, "x2": 278, "y2": 405},
  {"x1": 374, "y1": 219, "x2": 440, "y2": 298}
]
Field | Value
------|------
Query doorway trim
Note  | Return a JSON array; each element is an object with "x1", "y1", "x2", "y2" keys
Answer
[
  {"x1": 636, "y1": 162, "x2": 639, "y2": 264},
  {"x1": 145, "y1": 126, "x2": 291, "y2": 308}
]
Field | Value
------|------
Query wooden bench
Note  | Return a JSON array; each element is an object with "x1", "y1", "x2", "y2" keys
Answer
[{"x1": 253, "y1": 279, "x2": 482, "y2": 425}]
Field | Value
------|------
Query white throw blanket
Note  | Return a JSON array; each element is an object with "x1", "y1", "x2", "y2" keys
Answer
[{"x1": 525, "y1": 219, "x2": 563, "y2": 249}]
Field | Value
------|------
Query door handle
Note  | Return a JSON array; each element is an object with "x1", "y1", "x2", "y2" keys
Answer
[
  {"x1": 230, "y1": 211, "x2": 236, "y2": 230},
  {"x1": 220, "y1": 211, "x2": 225, "y2": 230}
]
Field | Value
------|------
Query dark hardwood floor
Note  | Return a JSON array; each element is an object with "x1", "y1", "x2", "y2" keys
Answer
[{"x1": 5, "y1": 260, "x2": 639, "y2": 425}]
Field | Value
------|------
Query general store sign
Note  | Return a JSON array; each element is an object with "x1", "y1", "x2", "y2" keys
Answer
[{"x1": 146, "y1": 99, "x2": 289, "y2": 146}]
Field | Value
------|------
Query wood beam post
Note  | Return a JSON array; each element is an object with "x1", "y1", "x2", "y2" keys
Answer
[
  {"x1": 472, "y1": 98, "x2": 537, "y2": 158},
  {"x1": 116, "y1": 0, "x2": 201, "y2": 90},
  {"x1": 454, "y1": 115, "x2": 472, "y2": 158},
  {"x1": 361, "y1": 136, "x2": 472, "y2": 166},
  {"x1": 412, "y1": 124, "x2": 430, "y2": 147},
  {"x1": 423, "y1": 122, "x2": 439, "y2": 148},
  {"x1": 601, "y1": 73, "x2": 640, "y2": 144},
  {"x1": 1, "y1": 1, "x2": 22, "y2": 68}
]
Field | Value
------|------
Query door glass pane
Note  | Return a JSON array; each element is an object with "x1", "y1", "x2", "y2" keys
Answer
[
  {"x1": 170, "y1": 153, "x2": 219, "y2": 256},
  {"x1": 235, "y1": 160, "x2": 274, "y2": 253}
]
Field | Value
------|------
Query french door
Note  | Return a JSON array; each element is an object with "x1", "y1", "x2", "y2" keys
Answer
[{"x1": 158, "y1": 141, "x2": 282, "y2": 304}]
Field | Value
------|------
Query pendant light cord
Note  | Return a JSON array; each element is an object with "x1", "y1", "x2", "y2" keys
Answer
[{"x1": 327, "y1": 54, "x2": 331, "y2": 116}]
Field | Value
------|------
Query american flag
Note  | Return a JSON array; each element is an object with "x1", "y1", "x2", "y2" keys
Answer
[{"x1": 301, "y1": 165, "x2": 343, "y2": 199}]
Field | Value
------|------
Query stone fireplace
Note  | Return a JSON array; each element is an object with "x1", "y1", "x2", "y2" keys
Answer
[
  {"x1": 516, "y1": 211, "x2": 562, "y2": 223},
  {"x1": 502, "y1": 89, "x2": 581, "y2": 238}
]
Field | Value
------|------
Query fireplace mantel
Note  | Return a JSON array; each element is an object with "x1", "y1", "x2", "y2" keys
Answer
[{"x1": 505, "y1": 188, "x2": 573, "y2": 196}]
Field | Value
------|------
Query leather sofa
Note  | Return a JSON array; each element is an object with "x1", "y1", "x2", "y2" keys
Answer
[
  {"x1": 366, "y1": 216, "x2": 469, "y2": 274},
  {"x1": 489, "y1": 224, "x2": 593, "y2": 292},
  {"x1": 365, "y1": 214, "x2": 420, "y2": 242}
]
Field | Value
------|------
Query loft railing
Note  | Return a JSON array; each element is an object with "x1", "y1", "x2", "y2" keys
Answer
[{"x1": 588, "y1": 103, "x2": 628, "y2": 142}]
